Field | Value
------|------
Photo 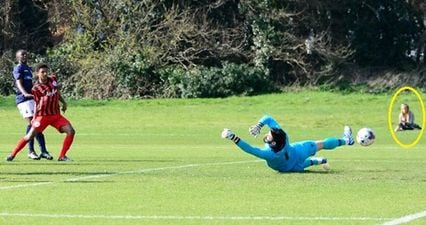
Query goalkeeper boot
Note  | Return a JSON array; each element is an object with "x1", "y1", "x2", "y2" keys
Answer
[
  {"x1": 322, "y1": 162, "x2": 331, "y2": 171},
  {"x1": 343, "y1": 126, "x2": 354, "y2": 145}
]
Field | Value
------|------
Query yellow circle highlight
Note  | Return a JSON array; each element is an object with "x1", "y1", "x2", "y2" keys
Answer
[{"x1": 387, "y1": 86, "x2": 425, "y2": 148}]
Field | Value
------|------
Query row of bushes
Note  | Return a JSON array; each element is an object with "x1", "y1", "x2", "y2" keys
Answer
[
  {"x1": 1, "y1": 0, "x2": 424, "y2": 99},
  {"x1": 3, "y1": 46, "x2": 424, "y2": 99},
  {"x1": 0, "y1": 49, "x2": 276, "y2": 99}
]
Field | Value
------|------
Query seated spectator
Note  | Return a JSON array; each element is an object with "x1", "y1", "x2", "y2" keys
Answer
[{"x1": 395, "y1": 103, "x2": 422, "y2": 132}]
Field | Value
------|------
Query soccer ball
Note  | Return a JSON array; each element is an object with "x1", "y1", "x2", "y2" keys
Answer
[{"x1": 356, "y1": 128, "x2": 375, "y2": 146}]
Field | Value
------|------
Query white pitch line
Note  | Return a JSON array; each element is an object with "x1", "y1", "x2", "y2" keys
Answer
[
  {"x1": 0, "y1": 160, "x2": 261, "y2": 190},
  {"x1": 379, "y1": 211, "x2": 426, "y2": 225},
  {"x1": 0, "y1": 212, "x2": 395, "y2": 222}
]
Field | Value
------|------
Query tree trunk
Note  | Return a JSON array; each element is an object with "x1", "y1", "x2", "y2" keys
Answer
[{"x1": 2, "y1": 0, "x2": 13, "y2": 53}]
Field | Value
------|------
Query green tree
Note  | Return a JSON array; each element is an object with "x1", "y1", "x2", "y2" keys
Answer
[{"x1": 342, "y1": 0, "x2": 424, "y2": 66}]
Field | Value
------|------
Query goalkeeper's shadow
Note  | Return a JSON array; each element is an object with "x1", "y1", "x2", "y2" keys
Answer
[{"x1": 278, "y1": 170, "x2": 341, "y2": 174}]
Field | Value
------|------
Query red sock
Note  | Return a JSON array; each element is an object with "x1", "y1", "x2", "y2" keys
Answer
[
  {"x1": 59, "y1": 135, "x2": 74, "y2": 158},
  {"x1": 11, "y1": 138, "x2": 28, "y2": 157}
]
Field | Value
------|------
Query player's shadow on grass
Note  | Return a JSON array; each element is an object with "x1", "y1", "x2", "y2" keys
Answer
[{"x1": 288, "y1": 170, "x2": 341, "y2": 174}]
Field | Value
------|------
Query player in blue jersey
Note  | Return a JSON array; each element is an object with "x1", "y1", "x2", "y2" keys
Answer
[
  {"x1": 12, "y1": 50, "x2": 53, "y2": 160},
  {"x1": 221, "y1": 115, "x2": 354, "y2": 172}
]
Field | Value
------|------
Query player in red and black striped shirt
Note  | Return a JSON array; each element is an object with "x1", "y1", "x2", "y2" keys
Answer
[{"x1": 6, "y1": 63, "x2": 76, "y2": 161}]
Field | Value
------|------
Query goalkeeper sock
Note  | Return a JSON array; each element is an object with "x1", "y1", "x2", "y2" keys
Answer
[
  {"x1": 303, "y1": 157, "x2": 327, "y2": 168},
  {"x1": 323, "y1": 138, "x2": 345, "y2": 150},
  {"x1": 310, "y1": 157, "x2": 327, "y2": 165}
]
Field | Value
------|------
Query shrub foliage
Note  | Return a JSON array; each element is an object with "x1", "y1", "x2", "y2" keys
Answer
[{"x1": 0, "y1": 0, "x2": 424, "y2": 98}]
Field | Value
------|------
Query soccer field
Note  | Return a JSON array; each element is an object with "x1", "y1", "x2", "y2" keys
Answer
[{"x1": 0, "y1": 91, "x2": 425, "y2": 225}]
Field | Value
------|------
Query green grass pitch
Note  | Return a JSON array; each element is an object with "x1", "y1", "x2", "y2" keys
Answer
[{"x1": 0, "y1": 91, "x2": 425, "y2": 225}]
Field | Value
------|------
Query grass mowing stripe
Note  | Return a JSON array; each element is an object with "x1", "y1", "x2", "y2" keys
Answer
[
  {"x1": 0, "y1": 160, "x2": 261, "y2": 190},
  {"x1": 0, "y1": 212, "x2": 395, "y2": 221},
  {"x1": 0, "y1": 158, "x2": 420, "y2": 191},
  {"x1": 379, "y1": 211, "x2": 426, "y2": 225}
]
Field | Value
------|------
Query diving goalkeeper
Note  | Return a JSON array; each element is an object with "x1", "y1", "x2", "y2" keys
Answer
[{"x1": 221, "y1": 115, "x2": 354, "y2": 172}]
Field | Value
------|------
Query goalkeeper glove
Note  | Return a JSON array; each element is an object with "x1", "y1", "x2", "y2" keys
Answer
[
  {"x1": 249, "y1": 122, "x2": 264, "y2": 137},
  {"x1": 221, "y1": 128, "x2": 240, "y2": 143}
]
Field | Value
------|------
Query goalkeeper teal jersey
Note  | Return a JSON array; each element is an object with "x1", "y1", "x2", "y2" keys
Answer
[{"x1": 235, "y1": 115, "x2": 317, "y2": 172}]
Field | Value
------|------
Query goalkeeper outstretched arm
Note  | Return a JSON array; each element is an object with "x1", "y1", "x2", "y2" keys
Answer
[
  {"x1": 258, "y1": 115, "x2": 282, "y2": 129},
  {"x1": 221, "y1": 129, "x2": 275, "y2": 160},
  {"x1": 249, "y1": 115, "x2": 282, "y2": 137}
]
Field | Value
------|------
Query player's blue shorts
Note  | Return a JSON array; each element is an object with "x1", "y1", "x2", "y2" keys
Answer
[{"x1": 288, "y1": 140, "x2": 318, "y2": 171}]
